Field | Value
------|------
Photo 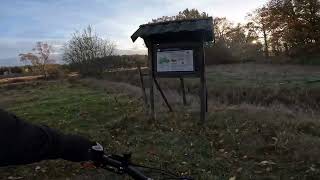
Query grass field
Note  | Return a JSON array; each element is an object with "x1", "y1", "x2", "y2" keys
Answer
[
  {"x1": 0, "y1": 64, "x2": 320, "y2": 180},
  {"x1": 104, "y1": 64, "x2": 320, "y2": 109}
]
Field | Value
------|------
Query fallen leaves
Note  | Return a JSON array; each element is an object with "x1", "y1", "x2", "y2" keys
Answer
[
  {"x1": 34, "y1": 165, "x2": 47, "y2": 173},
  {"x1": 266, "y1": 167, "x2": 272, "y2": 172},
  {"x1": 258, "y1": 160, "x2": 276, "y2": 166},
  {"x1": 35, "y1": 166, "x2": 41, "y2": 171},
  {"x1": 236, "y1": 167, "x2": 243, "y2": 173},
  {"x1": 306, "y1": 165, "x2": 319, "y2": 173},
  {"x1": 181, "y1": 161, "x2": 188, "y2": 165},
  {"x1": 81, "y1": 162, "x2": 96, "y2": 169},
  {"x1": 7, "y1": 177, "x2": 23, "y2": 180},
  {"x1": 219, "y1": 149, "x2": 225, "y2": 153}
]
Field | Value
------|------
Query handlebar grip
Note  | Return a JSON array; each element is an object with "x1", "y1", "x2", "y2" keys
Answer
[
  {"x1": 127, "y1": 166, "x2": 152, "y2": 180},
  {"x1": 102, "y1": 155, "x2": 152, "y2": 180}
]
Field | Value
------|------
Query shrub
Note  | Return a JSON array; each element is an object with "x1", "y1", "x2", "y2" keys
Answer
[
  {"x1": 296, "y1": 56, "x2": 320, "y2": 65},
  {"x1": 205, "y1": 43, "x2": 237, "y2": 65},
  {"x1": 0, "y1": 66, "x2": 24, "y2": 75},
  {"x1": 46, "y1": 64, "x2": 66, "y2": 79}
]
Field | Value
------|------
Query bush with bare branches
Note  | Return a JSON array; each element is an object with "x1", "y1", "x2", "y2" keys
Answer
[
  {"x1": 19, "y1": 42, "x2": 55, "y2": 78},
  {"x1": 63, "y1": 26, "x2": 115, "y2": 76}
]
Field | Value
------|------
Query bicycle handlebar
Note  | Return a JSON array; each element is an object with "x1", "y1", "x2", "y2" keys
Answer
[
  {"x1": 91, "y1": 144, "x2": 192, "y2": 180},
  {"x1": 101, "y1": 154, "x2": 151, "y2": 180},
  {"x1": 99, "y1": 153, "x2": 193, "y2": 180}
]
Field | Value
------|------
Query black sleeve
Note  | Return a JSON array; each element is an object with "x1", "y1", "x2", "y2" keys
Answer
[{"x1": 0, "y1": 109, "x2": 95, "y2": 167}]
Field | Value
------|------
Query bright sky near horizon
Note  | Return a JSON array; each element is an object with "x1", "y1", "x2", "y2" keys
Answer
[{"x1": 0, "y1": 0, "x2": 267, "y2": 65}]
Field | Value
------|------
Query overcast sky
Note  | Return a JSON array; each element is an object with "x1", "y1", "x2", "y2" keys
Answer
[{"x1": 0, "y1": 0, "x2": 267, "y2": 65}]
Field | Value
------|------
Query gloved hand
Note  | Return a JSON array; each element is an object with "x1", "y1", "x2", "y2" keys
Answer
[{"x1": 88, "y1": 143, "x2": 105, "y2": 167}]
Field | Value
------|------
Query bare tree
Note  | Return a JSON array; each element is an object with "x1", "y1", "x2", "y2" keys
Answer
[
  {"x1": 19, "y1": 42, "x2": 55, "y2": 78},
  {"x1": 247, "y1": 7, "x2": 271, "y2": 58},
  {"x1": 63, "y1": 25, "x2": 115, "y2": 76},
  {"x1": 213, "y1": 17, "x2": 233, "y2": 44}
]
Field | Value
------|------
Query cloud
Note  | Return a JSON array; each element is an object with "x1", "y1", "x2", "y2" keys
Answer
[
  {"x1": 0, "y1": 0, "x2": 268, "y2": 66},
  {"x1": 91, "y1": 0, "x2": 267, "y2": 52},
  {"x1": 0, "y1": 38, "x2": 65, "y2": 59}
]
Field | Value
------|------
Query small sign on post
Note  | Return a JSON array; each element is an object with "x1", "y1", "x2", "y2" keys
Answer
[{"x1": 131, "y1": 17, "x2": 213, "y2": 123}]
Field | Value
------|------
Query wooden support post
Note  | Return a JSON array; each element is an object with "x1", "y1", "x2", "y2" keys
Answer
[
  {"x1": 200, "y1": 71, "x2": 207, "y2": 123},
  {"x1": 206, "y1": 87, "x2": 208, "y2": 112},
  {"x1": 154, "y1": 78, "x2": 173, "y2": 112},
  {"x1": 200, "y1": 44, "x2": 207, "y2": 124},
  {"x1": 148, "y1": 45, "x2": 155, "y2": 121},
  {"x1": 137, "y1": 65, "x2": 148, "y2": 114},
  {"x1": 180, "y1": 77, "x2": 187, "y2": 106}
]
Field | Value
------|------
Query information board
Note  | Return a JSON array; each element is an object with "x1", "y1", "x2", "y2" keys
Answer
[{"x1": 156, "y1": 50, "x2": 194, "y2": 72}]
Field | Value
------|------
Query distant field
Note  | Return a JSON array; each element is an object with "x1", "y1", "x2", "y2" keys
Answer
[
  {"x1": 205, "y1": 64, "x2": 320, "y2": 87},
  {"x1": 104, "y1": 63, "x2": 320, "y2": 110},
  {"x1": 0, "y1": 79, "x2": 320, "y2": 179}
]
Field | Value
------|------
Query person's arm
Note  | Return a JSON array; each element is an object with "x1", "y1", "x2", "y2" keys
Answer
[{"x1": 0, "y1": 109, "x2": 96, "y2": 167}]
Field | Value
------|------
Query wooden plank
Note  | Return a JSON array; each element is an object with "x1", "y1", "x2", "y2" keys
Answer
[
  {"x1": 154, "y1": 78, "x2": 173, "y2": 112},
  {"x1": 156, "y1": 42, "x2": 203, "y2": 48},
  {"x1": 180, "y1": 77, "x2": 187, "y2": 106},
  {"x1": 155, "y1": 72, "x2": 201, "y2": 78}
]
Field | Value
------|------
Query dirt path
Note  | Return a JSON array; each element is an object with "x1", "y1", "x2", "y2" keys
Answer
[{"x1": 0, "y1": 75, "x2": 43, "y2": 85}]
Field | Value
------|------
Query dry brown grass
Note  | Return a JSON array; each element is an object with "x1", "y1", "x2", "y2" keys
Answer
[
  {"x1": 76, "y1": 78, "x2": 202, "y2": 113},
  {"x1": 206, "y1": 63, "x2": 320, "y2": 76},
  {"x1": 102, "y1": 64, "x2": 320, "y2": 111}
]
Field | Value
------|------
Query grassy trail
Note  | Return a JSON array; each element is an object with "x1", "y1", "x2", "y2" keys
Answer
[{"x1": 0, "y1": 80, "x2": 320, "y2": 180}]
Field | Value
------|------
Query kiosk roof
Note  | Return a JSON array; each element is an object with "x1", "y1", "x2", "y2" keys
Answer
[{"x1": 131, "y1": 17, "x2": 214, "y2": 43}]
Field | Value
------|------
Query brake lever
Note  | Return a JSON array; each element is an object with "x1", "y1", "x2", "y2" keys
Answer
[
  {"x1": 109, "y1": 153, "x2": 132, "y2": 166},
  {"x1": 103, "y1": 165, "x2": 125, "y2": 175},
  {"x1": 104, "y1": 153, "x2": 133, "y2": 174}
]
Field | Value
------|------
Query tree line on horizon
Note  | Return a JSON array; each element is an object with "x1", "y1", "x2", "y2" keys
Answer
[
  {"x1": 153, "y1": 0, "x2": 320, "y2": 64},
  {"x1": 9, "y1": 0, "x2": 319, "y2": 78}
]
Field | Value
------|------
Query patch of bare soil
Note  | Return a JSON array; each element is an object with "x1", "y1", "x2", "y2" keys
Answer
[{"x1": 0, "y1": 75, "x2": 44, "y2": 85}]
